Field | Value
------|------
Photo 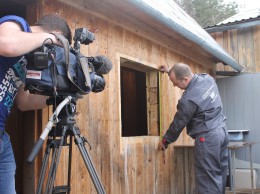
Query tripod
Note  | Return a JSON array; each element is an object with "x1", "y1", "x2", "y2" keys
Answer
[{"x1": 27, "y1": 96, "x2": 106, "y2": 194}]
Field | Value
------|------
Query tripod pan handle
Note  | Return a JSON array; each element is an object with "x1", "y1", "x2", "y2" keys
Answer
[{"x1": 27, "y1": 138, "x2": 45, "y2": 163}]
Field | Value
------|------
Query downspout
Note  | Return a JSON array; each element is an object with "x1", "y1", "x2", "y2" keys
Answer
[{"x1": 128, "y1": 0, "x2": 244, "y2": 72}]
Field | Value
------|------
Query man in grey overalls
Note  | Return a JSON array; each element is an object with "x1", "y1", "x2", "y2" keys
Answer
[{"x1": 158, "y1": 63, "x2": 229, "y2": 194}]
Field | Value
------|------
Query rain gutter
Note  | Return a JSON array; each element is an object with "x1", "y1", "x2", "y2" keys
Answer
[{"x1": 128, "y1": 0, "x2": 244, "y2": 72}]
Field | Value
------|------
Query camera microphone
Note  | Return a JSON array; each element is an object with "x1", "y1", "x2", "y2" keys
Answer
[{"x1": 88, "y1": 55, "x2": 112, "y2": 75}]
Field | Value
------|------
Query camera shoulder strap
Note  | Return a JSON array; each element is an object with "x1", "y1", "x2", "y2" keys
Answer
[{"x1": 50, "y1": 33, "x2": 91, "y2": 94}]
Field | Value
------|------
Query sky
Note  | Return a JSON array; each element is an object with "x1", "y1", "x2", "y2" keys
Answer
[{"x1": 224, "y1": 0, "x2": 260, "y2": 12}]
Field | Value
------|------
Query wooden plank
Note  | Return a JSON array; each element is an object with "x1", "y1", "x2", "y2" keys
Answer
[{"x1": 254, "y1": 26, "x2": 260, "y2": 72}]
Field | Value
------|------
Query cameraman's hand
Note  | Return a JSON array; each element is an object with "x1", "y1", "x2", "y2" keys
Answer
[
  {"x1": 159, "y1": 65, "x2": 169, "y2": 74},
  {"x1": 48, "y1": 32, "x2": 64, "y2": 47}
]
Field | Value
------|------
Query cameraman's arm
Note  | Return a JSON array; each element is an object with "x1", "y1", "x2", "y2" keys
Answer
[
  {"x1": 0, "y1": 21, "x2": 58, "y2": 57},
  {"x1": 15, "y1": 84, "x2": 48, "y2": 111}
]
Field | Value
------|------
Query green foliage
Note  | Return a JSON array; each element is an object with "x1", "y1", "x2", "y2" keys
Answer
[{"x1": 175, "y1": 0, "x2": 238, "y2": 27}]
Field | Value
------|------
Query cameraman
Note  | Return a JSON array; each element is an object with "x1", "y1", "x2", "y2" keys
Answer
[{"x1": 0, "y1": 14, "x2": 72, "y2": 194}]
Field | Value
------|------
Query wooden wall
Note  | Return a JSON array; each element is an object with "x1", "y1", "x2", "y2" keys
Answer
[
  {"x1": 211, "y1": 25, "x2": 260, "y2": 73},
  {"x1": 6, "y1": 0, "x2": 216, "y2": 193}
]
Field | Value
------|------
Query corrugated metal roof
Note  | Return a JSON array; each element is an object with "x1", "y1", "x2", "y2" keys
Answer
[
  {"x1": 205, "y1": 8, "x2": 260, "y2": 33},
  {"x1": 219, "y1": 8, "x2": 260, "y2": 24}
]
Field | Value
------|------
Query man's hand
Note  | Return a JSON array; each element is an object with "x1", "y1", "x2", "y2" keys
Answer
[
  {"x1": 158, "y1": 140, "x2": 168, "y2": 151},
  {"x1": 159, "y1": 65, "x2": 169, "y2": 74},
  {"x1": 158, "y1": 140, "x2": 167, "y2": 164}
]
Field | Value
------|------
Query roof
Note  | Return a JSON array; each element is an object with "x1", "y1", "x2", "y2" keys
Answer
[
  {"x1": 57, "y1": 0, "x2": 244, "y2": 72},
  {"x1": 205, "y1": 8, "x2": 260, "y2": 33},
  {"x1": 219, "y1": 8, "x2": 260, "y2": 24}
]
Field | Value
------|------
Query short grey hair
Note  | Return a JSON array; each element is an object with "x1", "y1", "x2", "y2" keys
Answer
[{"x1": 169, "y1": 63, "x2": 192, "y2": 80}]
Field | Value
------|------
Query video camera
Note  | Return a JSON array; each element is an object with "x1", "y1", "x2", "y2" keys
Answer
[{"x1": 25, "y1": 28, "x2": 112, "y2": 97}]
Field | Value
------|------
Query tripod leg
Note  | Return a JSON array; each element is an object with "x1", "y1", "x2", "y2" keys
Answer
[
  {"x1": 35, "y1": 126, "x2": 69, "y2": 194},
  {"x1": 72, "y1": 127, "x2": 106, "y2": 194},
  {"x1": 47, "y1": 126, "x2": 69, "y2": 194},
  {"x1": 36, "y1": 140, "x2": 53, "y2": 194},
  {"x1": 45, "y1": 143, "x2": 62, "y2": 194}
]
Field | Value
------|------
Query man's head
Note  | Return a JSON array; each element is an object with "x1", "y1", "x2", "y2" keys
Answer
[
  {"x1": 34, "y1": 14, "x2": 72, "y2": 44},
  {"x1": 168, "y1": 63, "x2": 194, "y2": 90}
]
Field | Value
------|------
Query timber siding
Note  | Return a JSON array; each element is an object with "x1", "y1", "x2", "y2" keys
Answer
[
  {"x1": 35, "y1": 1, "x2": 202, "y2": 193},
  {"x1": 3, "y1": 0, "x2": 235, "y2": 193},
  {"x1": 211, "y1": 25, "x2": 260, "y2": 73}
]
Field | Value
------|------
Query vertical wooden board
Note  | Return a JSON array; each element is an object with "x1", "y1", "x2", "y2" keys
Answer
[
  {"x1": 172, "y1": 148, "x2": 185, "y2": 194},
  {"x1": 73, "y1": 5, "x2": 105, "y2": 192},
  {"x1": 123, "y1": 30, "x2": 133, "y2": 56},
  {"x1": 143, "y1": 141, "x2": 151, "y2": 193},
  {"x1": 212, "y1": 32, "x2": 225, "y2": 72},
  {"x1": 88, "y1": 17, "x2": 108, "y2": 56},
  {"x1": 75, "y1": 98, "x2": 91, "y2": 194},
  {"x1": 244, "y1": 27, "x2": 255, "y2": 71},
  {"x1": 254, "y1": 26, "x2": 260, "y2": 72},
  {"x1": 155, "y1": 138, "x2": 164, "y2": 194},
  {"x1": 237, "y1": 28, "x2": 247, "y2": 69},
  {"x1": 93, "y1": 19, "x2": 110, "y2": 192},
  {"x1": 150, "y1": 44, "x2": 162, "y2": 66},
  {"x1": 141, "y1": 38, "x2": 153, "y2": 61},
  {"x1": 187, "y1": 148, "x2": 195, "y2": 193},
  {"x1": 143, "y1": 137, "x2": 156, "y2": 194},
  {"x1": 20, "y1": 111, "x2": 36, "y2": 194},
  {"x1": 131, "y1": 33, "x2": 143, "y2": 58},
  {"x1": 229, "y1": 29, "x2": 238, "y2": 61},
  {"x1": 135, "y1": 141, "x2": 144, "y2": 194},
  {"x1": 223, "y1": 31, "x2": 232, "y2": 72},
  {"x1": 167, "y1": 49, "x2": 182, "y2": 68},
  {"x1": 108, "y1": 24, "x2": 124, "y2": 56},
  {"x1": 121, "y1": 139, "x2": 129, "y2": 194},
  {"x1": 160, "y1": 139, "x2": 174, "y2": 194},
  {"x1": 127, "y1": 143, "x2": 136, "y2": 194},
  {"x1": 160, "y1": 75, "x2": 170, "y2": 136},
  {"x1": 100, "y1": 120, "x2": 111, "y2": 193},
  {"x1": 107, "y1": 23, "x2": 122, "y2": 194}
]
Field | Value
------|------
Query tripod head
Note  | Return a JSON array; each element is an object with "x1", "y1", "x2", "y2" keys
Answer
[
  {"x1": 47, "y1": 96, "x2": 79, "y2": 126},
  {"x1": 27, "y1": 96, "x2": 75, "y2": 163}
]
